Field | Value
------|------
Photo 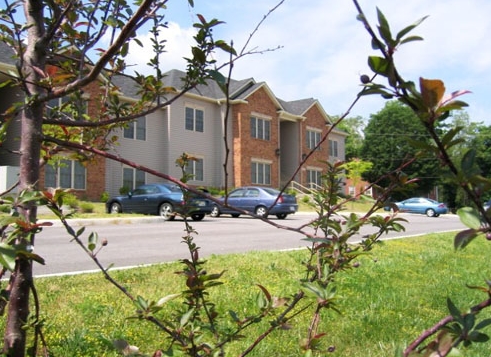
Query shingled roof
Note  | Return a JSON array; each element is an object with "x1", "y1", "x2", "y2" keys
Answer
[
  {"x1": 0, "y1": 41, "x2": 16, "y2": 66},
  {"x1": 0, "y1": 45, "x2": 332, "y2": 123}
]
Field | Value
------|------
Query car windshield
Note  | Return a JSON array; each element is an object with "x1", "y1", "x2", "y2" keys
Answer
[
  {"x1": 262, "y1": 188, "x2": 281, "y2": 196},
  {"x1": 163, "y1": 184, "x2": 182, "y2": 193}
]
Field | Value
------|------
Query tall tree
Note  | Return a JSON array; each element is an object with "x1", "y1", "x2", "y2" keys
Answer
[
  {"x1": 360, "y1": 101, "x2": 441, "y2": 198},
  {"x1": 335, "y1": 115, "x2": 366, "y2": 160}
]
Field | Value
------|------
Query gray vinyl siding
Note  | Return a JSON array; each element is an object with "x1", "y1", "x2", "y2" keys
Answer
[
  {"x1": 167, "y1": 96, "x2": 231, "y2": 188},
  {"x1": 105, "y1": 109, "x2": 167, "y2": 197},
  {"x1": 0, "y1": 84, "x2": 22, "y2": 166},
  {"x1": 105, "y1": 95, "x2": 234, "y2": 196}
]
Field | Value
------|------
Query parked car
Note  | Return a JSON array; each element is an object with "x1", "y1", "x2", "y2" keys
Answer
[
  {"x1": 210, "y1": 186, "x2": 298, "y2": 219},
  {"x1": 384, "y1": 197, "x2": 448, "y2": 217},
  {"x1": 106, "y1": 183, "x2": 212, "y2": 221}
]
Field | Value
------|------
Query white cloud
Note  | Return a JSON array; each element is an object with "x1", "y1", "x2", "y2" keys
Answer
[
  {"x1": 128, "y1": 0, "x2": 491, "y2": 123},
  {"x1": 125, "y1": 22, "x2": 195, "y2": 76}
]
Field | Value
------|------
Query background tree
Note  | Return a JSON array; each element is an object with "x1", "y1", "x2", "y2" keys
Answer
[
  {"x1": 335, "y1": 115, "x2": 366, "y2": 160},
  {"x1": 342, "y1": 158, "x2": 373, "y2": 198},
  {"x1": 360, "y1": 100, "x2": 441, "y2": 199},
  {"x1": 436, "y1": 112, "x2": 491, "y2": 210}
]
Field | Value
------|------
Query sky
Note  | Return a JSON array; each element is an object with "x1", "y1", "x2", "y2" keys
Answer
[{"x1": 123, "y1": 0, "x2": 491, "y2": 124}]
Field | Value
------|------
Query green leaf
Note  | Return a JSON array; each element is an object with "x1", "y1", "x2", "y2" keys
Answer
[
  {"x1": 180, "y1": 308, "x2": 195, "y2": 327},
  {"x1": 456, "y1": 207, "x2": 481, "y2": 230},
  {"x1": 399, "y1": 35, "x2": 424, "y2": 45},
  {"x1": 447, "y1": 298, "x2": 463, "y2": 323},
  {"x1": 463, "y1": 313, "x2": 475, "y2": 331},
  {"x1": 88, "y1": 232, "x2": 98, "y2": 252},
  {"x1": 475, "y1": 318, "x2": 491, "y2": 330},
  {"x1": 438, "y1": 100, "x2": 469, "y2": 113},
  {"x1": 395, "y1": 15, "x2": 429, "y2": 41},
  {"x1": 454, "y1": 229, "x2": 478, "y2": 250},
  {"x1": 0, "y1": 243, "x2": 17, "y2": 271},
  {"x1": 441, "y1": 126, "x2": 463, "y2": 147},
  {"x1": 468, "y1": 330, "x2": 489, "y2": 343},
  {"x1": 368, "y1": 56, "x2": 390, "y2": 76},
  {"x1": 156, "y1": 294, "x2": 181, "y2": 307},
  {"x1": 376, "y1": 8, "x2": 393, "y2": 45}
]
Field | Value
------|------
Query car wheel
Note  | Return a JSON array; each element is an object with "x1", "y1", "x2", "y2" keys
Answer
[
  {"x1": 210, "y1": 205, "x2": 221, "y2": 217},
  {"x1": 426, "y1": 208, "x2": 436, "y2": 217},
  {"x1": 110, "y1": 202, "x2": 122, "y2": 214},
  {"x1": 191, "y1": 213, "x2": 205, "y2": 221},
  {"x1": 159, "y1": 203, "x2": 175, "y2": 221},
  {"x1": 255, "y1": 206, "x2": 268, "y2": 218},
  {"x1": 231, "y1": 213, "x2": 240, "y2": 218},
  {"x1": 276, "y1": 213, "x2": 287, "y2": 219}
]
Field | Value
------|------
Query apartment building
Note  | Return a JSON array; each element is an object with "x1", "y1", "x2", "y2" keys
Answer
[{"x1": 0, "y1": 42, "x2": 346, "y2": 199}]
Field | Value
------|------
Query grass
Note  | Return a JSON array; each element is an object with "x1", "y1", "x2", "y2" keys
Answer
[{"x1": 12, "y1": 232, "x2": 491, "y2": 356}]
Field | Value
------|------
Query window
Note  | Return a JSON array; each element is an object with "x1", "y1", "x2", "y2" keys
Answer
[
  {"x1": 364, "y1": 186, "x2": 373, "y2": 197},
  {"x1": 185, "y1": 107, "x2": 204, "y2": 132},
  {"x1": 124, "y1": 116, "x2": 146, "y2": 140},
  {"x1": 251, "y1": 161, "x2": 271, "y2": 185},
  {"x1": 306, "y1": 129, "x2": 322, "y2": 150},
  {"x1": 45, "y1": 160, "x2": 86, "y2": 189},
  {"x1": 329, "y1": 139, "x2": 339, "y2": 157},
  {"x1": 122, "y1": 167, "x2": 145, "y2": 190},
  {"x1": 185, "y1": 158, "x2": 204, "y2": 181},
  {"x1": 47, "y1": 95, "x2": 87, "y2": 121},
  {"x1": 250, "y1": 116, "x2": 271, "y2": 140},
  {"x1": 306, "y1": 169, "x2": 322, "y2": 188},
  {"x1": 349, "y1": 186, "x2": 356, "y2": 196}
]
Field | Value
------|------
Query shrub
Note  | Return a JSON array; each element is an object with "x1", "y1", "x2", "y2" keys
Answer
[
  {"x1": 63, "y1": 193, "x2": 79, "y2": 209},
  {"x1": 119, "y1": 186, "x2": 130, "y2": 195},
  {"x1": 79, "y1": 201, "x2": 95, "y2": 213},
  {"x1": 100, "y1": 191, "x2": 109, "y2": 203}
]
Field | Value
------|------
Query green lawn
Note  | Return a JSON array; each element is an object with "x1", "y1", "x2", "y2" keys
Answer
[{"x1": 14, "y1": 231, "x2": 491, "y2": 356}]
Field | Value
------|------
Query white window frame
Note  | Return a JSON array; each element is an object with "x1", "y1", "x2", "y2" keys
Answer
[
  {"x1": 306, "y1": 167, "x2": 323, "y2": 188},
  {"x1": 250, "y1": 116, "x2": 271, "y2": 141},
  {"x1": 124, "y1": 116, "x2": 146, "y2": 140},
  {"x1": 251, "y1": 160, "x2": 272, "y2": 185},
  {"x1": 122, "y1": 167, "x2": 146, "y2": 190},
  {"x1": 349, "y1": 186, "x2": 356, "y2": 196},
  {"x1": 185, "y1": 157, "x2": 204, "y2": 182},
  {"x1": 185, "y1": 105, "x2": 204, "y2": 132},
  {"x1": 306, "y1": 128, "x2": 322, "y2": 150},
  {"x1": 45, "y1": 159, "x2": 86, "y2": 190},
  {"x1": 329, "y1": 139, "x2": 339, "y2": 157}
]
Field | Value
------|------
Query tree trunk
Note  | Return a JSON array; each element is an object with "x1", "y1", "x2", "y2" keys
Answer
[{"x1": 3, "y1": 0, "x2": 46, "y2": 355}]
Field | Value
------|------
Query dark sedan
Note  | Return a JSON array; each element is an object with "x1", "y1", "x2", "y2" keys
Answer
[
  {"x1": 384, "y1": 197, "x2": 448, "y2": 217},
  {"x1": 106, "y1": 183, "x2": 212, "y2": 221},
  {"x1": 210, "y1": 186, "x2": 298, "y2": 219}
]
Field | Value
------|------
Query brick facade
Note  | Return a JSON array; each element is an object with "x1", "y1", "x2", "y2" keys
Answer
[{"x1": 232, "y1": 87, "x2": 281, "y2": 187}]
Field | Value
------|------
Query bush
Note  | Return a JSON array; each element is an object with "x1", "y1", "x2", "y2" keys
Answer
[
  {"x1": 63, "y1": 193, "x2": 79, "y2": 209},
  {"x1": 100, "y1": 191, "x2": 109, "y2": 203},
  {"x1": 119, "y1": 186, "x2": 130, "y2": 195},
  {"x1": 79, "y1": 201, "x2": 94, "y2": 213}
]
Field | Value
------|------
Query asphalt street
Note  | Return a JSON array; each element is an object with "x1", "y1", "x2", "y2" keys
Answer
[{"x1": 31, "y1": 212, "x2": 467, "y2": 277}]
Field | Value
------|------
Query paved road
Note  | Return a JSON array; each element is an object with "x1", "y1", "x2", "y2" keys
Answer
[{"x1": 32, "y1": 212, "x2": 466, "y2": 277}]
